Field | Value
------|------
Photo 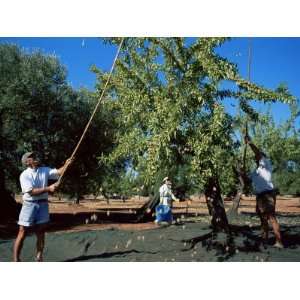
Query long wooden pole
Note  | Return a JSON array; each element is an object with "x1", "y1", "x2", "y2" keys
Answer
[
  {"x1": 229, "y1": 38, "x2": 253, "y2": 216},
  {"x1": 56, "y1": 38, "x2": 125, "y2": 187},
  {"x1": 243, "y1": 38, "x2": 252, "y2": 170}
]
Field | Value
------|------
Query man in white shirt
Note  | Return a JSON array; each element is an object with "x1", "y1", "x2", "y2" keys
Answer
[
  {"x1": 245, "y1": 136, "x2": 283, "y2": 248},
  {"x1": 13, "y1": 152, "x2": 72, "y2": 262},
  {"x1": 155, "y1": 177, "x2": 179, "y2": 224}
]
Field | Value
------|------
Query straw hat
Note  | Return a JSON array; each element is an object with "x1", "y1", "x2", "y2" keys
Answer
[{"x1": 163, "y1": 176, "x2": 170, "y2": 183}]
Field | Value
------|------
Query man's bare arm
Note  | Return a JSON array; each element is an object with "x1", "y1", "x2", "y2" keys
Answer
[
  {"x1": 245, "y1": 135, "x2": 263, "y2": 160},
  {"x1": 29, "y1": 183, "x2": 58, "y2": 195},
  {"x1": 57, "y1": 158, "x2": 73, "y2": 175}
]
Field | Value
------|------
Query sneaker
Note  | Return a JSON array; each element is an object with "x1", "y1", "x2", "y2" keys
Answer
[
  {"x1": 36, "y1": 255, "x2": 43, "y2": 262},
  {"x1": 273, "y1": 241, "x2": 284, "y2": 249}
]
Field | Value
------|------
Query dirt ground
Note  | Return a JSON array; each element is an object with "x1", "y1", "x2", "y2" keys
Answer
[{"x1": 1, "y1": 195, "x2": 300, "y2": 262}]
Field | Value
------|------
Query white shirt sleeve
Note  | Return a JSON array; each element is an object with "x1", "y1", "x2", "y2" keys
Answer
[
  {"x1": 20, "y1": 173, "x2": 33, "y2": 194},
  {"x1": 48, "y1": 168, "x2": 60, "y2": 180}
]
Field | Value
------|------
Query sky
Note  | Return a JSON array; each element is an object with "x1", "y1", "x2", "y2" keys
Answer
[{"x1": 0, "y1": 37, "x2": 299, "y2": 127}]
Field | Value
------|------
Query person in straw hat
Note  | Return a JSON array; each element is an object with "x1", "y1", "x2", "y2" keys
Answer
[{"x1": 155, "y1": 176, "x2": 179, "y2": 224}]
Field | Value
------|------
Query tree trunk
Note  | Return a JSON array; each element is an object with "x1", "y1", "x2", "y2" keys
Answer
[
  {"x1": 73, "y1": 192, "x2": 81, "y2": 204},
  {"x1": 0, "y1": 169, "x2": 20, "y2": 222},
  {"x1": 204, "y1": 177, "x2": 230, "y2": 232},
  {"x1": 229, "y1": 166, "x2": 244, "y2": 215},
  {"x1": 0, "y1": 112, "x2": 20, "y2": 221},
  {"x1": 230, "y1": 189, "x2": 243, "y2": 215},
  {"x1": 228, "y1": 165, "x2": 249, "y2": 216},
  {"x1": 135, "y1": 192, "x2": 159, "y2": 223}
]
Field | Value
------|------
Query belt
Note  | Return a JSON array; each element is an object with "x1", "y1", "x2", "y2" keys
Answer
[
  {"x1": 24, "y1": 199, "x2": 48, "y2": 203},
  {"x1": 256, "y1": 189, "x2": 274, "y2": 197}
]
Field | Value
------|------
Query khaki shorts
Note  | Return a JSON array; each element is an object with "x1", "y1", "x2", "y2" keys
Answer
[{"x1": 256, "y1": 190, "x2": 276, "y2": 216}]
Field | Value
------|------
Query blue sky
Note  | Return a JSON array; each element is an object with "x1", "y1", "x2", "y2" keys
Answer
[
  {"x1": 1, "y1": 37, "x2": 299, "y2": 127},
  {"x1": 217, "y1": 38, "x2": 300, "y2": 125}
]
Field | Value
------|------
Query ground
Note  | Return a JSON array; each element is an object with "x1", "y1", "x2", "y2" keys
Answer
[{"x1": 1, "y1": 196, "x2": 300, "y2": 261}]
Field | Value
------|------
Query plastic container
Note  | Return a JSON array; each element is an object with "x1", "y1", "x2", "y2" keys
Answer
[{"x1": 155, "y1": 204, "x2": 172, "y2": 223}]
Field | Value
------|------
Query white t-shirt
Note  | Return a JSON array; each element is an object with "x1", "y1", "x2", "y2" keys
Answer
[
  {"x1": 159, "y1": 183, "x2": 176, "y2": 206},
  {"x1": 20, "y1": 167, "x2": 59, "y2": 201},
  {"x1": 250, "y1": 156, "x2": 274, "y2": 194}
]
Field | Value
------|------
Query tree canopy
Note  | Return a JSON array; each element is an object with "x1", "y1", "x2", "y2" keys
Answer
[{"x1": 94, "y1": 38, "x2": 295, "y2": 197}]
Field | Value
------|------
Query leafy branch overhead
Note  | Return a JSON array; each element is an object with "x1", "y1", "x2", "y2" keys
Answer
[{"x1": 94, "y1": 38, "x2": 295, "y2": 188}]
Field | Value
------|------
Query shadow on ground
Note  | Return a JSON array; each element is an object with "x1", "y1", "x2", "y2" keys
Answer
[
  {"x1": 179, "y1": 223, "x2": 300, "y2": 261},
  {"x1": 64, "y1": 249, "x2": 158, "y2": 262}
]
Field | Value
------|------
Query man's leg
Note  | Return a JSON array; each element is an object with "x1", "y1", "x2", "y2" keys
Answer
[
  {"x1": 268, "y1": 214, "x2": 283, "y2": 247},
  {"x1": 260, "y1": 214, "x2": 269, "y2": 242},
  {"x1": 15, "y1": 200, "x2": 36, "y2": 261},
  {"x1": 265, "y1": 192, "x2": 283, "y2": 247},
  {"x1": 35, "y1": 224, "x2": 46, "y2": 262},
  {"x1": 35, "y1": 201, "x2": 50, "y2": 261},
  {"x1": 256, "y1": 195, "x2": 270, "y2": 244},
  {"x1": 13, "y1": 226, "x2": 27, "y2": 262}
]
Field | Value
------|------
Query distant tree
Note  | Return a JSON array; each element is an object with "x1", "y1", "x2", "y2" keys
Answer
[
  {"x1": 0, "y1": 44, "x2": 69, "y2": 219},
  {"x1": 58, "y1": 88, "x2": 118, "y2": 204},
  {"x1": 249, "y1": 101, "x2": 300, "y2": 195},
  {"x1": 0, "y1": 44, "x2": 116, "y2": 218}
]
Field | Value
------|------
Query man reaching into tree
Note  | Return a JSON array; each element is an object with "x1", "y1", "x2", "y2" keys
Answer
[
  {"x1": 244, "y1": 135, "x2": 283, "y2": 249},
  {"x1": 13, "y1": 152, "x2": 72, "y2": 262}
]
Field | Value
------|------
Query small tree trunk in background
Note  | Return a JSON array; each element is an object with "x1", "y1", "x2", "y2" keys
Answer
[
  {"x1": 134, "y1": 179, "x2": 162, "y2": 222},
  {"x1": 0, "y1": 169, "x2": 20, "y2": 221},
  {"x1": 135, "y1": 192, "x2": 159, "y2": 223},
  {"x1": 74, "y1": 195, "x2": 80, "y2": 205},
  {"x1": 204, "y1": 177, "x2": 230, "y2": 232},
  {"x1": 93, "y1": 186, "x2": 103, "y2": 201},
  {"x1": 0, "y1": 112, "x2": 20, "y2": 221},
  {"x1": 230, "y1": 188, "x2": 243, "y2": 215},
  {"x1": 229, "y1": 165, "x2": 249, "y2": 216},
  {"x1": 229, "y1": 166, "x2": 244, "y2": 215},
  {"x1": 73, "y1": 187, "x2": 82, "y2": 205}
]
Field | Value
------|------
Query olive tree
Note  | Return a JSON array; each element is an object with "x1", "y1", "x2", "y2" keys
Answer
[{"x1": 0, "y1": 44, "x2": 116, "y2": 219}]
